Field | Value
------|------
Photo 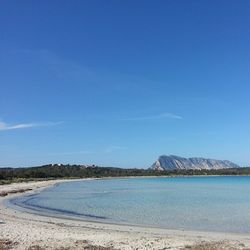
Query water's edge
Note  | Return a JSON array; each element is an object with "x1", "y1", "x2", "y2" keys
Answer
[{"x1": 5, "y1": 177, "x2": 250, "y2": 234}]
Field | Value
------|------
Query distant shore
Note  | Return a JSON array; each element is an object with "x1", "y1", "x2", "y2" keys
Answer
[
  {"x1": 1, "y1": 179, "x2": 250, "y2": 250},
  {"x1": 2, "y1": 172, "x2": 250, "y2": 186},
  {"x1": 2, "y1": 164, "x2": 250, "y2": 186}
]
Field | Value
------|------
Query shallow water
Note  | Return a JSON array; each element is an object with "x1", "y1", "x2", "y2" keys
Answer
[{"x1": 11, "y1": 176, "x2": 250, "y2": 233}]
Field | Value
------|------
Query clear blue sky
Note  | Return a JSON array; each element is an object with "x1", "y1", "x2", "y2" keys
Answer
[{"x1": 0, "y1": 1, "x2": 250, "y2": 168}]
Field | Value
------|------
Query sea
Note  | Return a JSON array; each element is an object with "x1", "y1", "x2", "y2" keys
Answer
[{"x1": 9, "y1": 176, "x2": 250, "y2": 233}]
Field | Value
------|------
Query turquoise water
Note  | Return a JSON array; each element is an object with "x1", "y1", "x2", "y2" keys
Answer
[{"x1": 11, "y1": 176, "x2": 250, "y2": 233}]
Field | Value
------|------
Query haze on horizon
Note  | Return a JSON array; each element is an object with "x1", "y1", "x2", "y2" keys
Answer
[{"x1": 0, "y1": 1, "x2": 250, "y2": 168}]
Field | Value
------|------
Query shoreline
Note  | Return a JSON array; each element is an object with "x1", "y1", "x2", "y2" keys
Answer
[{"x1": 1, "y1": 179, "x2": 250, "y2": 249}]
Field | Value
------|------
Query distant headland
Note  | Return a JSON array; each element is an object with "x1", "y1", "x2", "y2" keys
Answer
[
  {"x1": 0, "y1": 156, "x2": 249, "y2": 185},
  {"x1": 150, "y1": 155, "x2": 240, "y2": 171}
]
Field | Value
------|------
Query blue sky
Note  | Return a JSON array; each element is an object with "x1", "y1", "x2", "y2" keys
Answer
[{"x1": 0, "y1": 1, "x2": 250, "y2": 167}]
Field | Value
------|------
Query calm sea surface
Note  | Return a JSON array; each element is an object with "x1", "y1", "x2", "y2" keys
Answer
[{"x1": 11, "y1": 176, "x2": 250, "y2": 233}]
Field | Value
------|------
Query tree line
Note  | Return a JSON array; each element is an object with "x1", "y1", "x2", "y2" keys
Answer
[{"x1": 1, "y1": 164, "x2": 250, "y2": 184}]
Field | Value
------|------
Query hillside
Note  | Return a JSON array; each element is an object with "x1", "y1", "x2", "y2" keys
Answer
[{"x1": 150, "y1": 155, "x2": 240, "y2": 170}]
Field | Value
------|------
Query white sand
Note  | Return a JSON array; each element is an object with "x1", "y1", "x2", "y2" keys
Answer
[{"x1": 1, "y1": 179, "x2": 250, "y2": 250}]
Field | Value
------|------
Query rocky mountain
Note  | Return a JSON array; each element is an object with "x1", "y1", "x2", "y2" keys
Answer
[{"x1": 150, "y1": 155, "x2": 240, "y2": 170}]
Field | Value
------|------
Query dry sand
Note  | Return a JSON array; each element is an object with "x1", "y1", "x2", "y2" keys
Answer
[{"x1": 1, "y1": 179, "x2": 250, "y2": 250}]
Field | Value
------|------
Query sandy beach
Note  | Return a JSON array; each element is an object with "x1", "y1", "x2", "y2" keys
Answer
[{"x1": 1, "y1": 179, "x2": 250, "y2": 250}]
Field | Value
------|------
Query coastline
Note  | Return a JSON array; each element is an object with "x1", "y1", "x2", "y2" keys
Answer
[{"x1": 1, "y1": 179, "x2": 250, "y2": 249}]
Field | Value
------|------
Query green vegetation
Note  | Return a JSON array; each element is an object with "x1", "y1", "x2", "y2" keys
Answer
[{"x1": 1, "y1": 164, "x2": 250, "y2": 184}]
